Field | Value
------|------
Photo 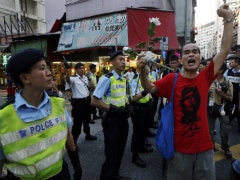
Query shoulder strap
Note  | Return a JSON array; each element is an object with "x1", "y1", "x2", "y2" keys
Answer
[
  {"x1": 0, "y1": 96, "x2": 15, "y2": 110},
  {"x1": 170, "y1": 73, "x2": 178, "y2": 102},
  {"x1": 105, "y1": 72, "x2": 113, "y2": 78}
]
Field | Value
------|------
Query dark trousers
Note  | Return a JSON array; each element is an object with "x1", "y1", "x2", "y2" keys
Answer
[
  {"x1": 90, "y1": 105, "x2": 97, "y2": 116},
  {"x1": 5, "y1": 160, "x2": 71, "y2": 180},
  {"x1": 71, "y1": 97, "x2": 91, "y2": 143},
  {"x1": 229, "y1": 90, "x2": 240, "y2": 127},
  {"x1": 131, "y1": 102, "x2": 150, "y2": 154},
  {"x1": 149, "y1": 96, "x2": 158, "y2": 127},
  {"x1": 100, "y1": 113, "x2": 129, "y2": 180}
]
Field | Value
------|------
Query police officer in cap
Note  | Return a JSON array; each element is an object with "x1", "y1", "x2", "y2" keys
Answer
[
  {"x1": 224, "y1": 55, "x2": 240, "y2": 130},
  {"x1": 91, "y1": 50, "x2": 132, "y2": 180},
  {"x1": 0, "y1": 48, "x2": 82, "y2": 179},
  {"x1": 88, "y1": 63, "x2": 100, "y2": 122}
]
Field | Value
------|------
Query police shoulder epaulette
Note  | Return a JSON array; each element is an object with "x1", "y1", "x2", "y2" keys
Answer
[
  {"x1": 0, "y1": 96, "x2": 15, "y2": 110},
  {"x1": 133, "y1": 73, "x2": 138, "y2": 79},
  {"x1": 105, "y1": 72, "x2": 113, "y2": 78}
]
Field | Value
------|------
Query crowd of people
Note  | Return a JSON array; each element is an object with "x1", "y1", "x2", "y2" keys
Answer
[{"x1": 0, "y1": 3, "x2": 240, "y2": 180}]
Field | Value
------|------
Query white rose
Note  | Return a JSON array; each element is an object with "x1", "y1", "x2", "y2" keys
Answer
[
  {"x1": 149, "y1": 17, "x2": 161, "y2": 26},
  {"x1": 123, "y1": 47, "x2": 130, "y2": 56}
]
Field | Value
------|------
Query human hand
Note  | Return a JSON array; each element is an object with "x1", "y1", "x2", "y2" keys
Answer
[
  {"x1": 217, "y1": 4, "x2": 233, "y2": 20},
  {"x1": 137, "y1": 52, "x2": 148, "y2": 70},
  {"x1": 215, "y1": 87, "x2": 224, "y2": 96}
]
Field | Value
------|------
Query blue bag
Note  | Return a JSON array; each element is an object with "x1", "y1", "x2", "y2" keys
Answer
[{"x1": 155, "y1": 73, "x2": 178, "y2": 160}]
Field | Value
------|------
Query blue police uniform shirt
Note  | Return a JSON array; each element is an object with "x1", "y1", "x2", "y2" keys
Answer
[
  {"x1": 224, "y1": 68, "x2": 240, "y2": 77},
  {"x1": 93, "y1": 70, "x2": 122, "y2": 99},
  {"x1": 129, "y1": 73, "x2": 141, "y2": 96},
  {"x1": 151, "y1": 70, "x2": 158, "y2": 81},
  {"x1": 0, "y1": 91, "x2": 72, "y2": 160}
]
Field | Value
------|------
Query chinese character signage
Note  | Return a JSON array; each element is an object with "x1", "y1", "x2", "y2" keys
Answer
[{"x1": 57, "y1": 12, "x2": 128, "y2": 51}]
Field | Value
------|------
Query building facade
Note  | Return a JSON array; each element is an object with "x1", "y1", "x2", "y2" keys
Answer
[
  {"x1": 0, "y1": 0, "x2": 46, "y2": 87},
  {"x1": 0, "y1": 0, "x2": 46, "y2": 44},
  {"x1": 65, "y1": 0, "x2": 196, "y2": 47},
  {"x1": 195, "y1": 22, "x2": 216, "y2": 59},
  {"x1": 196, "y1": 0, "x2": 240, "y2": 59}
]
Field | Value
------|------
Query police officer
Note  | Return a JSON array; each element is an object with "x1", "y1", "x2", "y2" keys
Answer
[
  {"x1": 129, "y1": 66, "x2": 153, "y2": 168},
  {"x1": 66, "y1": 62, "x2": 97, "y2": 143},
  {"x1": 224, "y1": 55, "x2": 240, "y2": 130},
  {"x1": 0, "y1": 49, "x2": 82, "y2": 179},
  {"x1": 88, "y1": 63, "x2": 100, "y2": 122},
  {"x1": 91, "y1": 50, "x2": 132, "y2": 180}
]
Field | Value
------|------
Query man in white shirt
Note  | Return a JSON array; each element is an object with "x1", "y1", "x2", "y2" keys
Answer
[{"x1": 66, "y1": 63, "x2": 97, "y2": 143}]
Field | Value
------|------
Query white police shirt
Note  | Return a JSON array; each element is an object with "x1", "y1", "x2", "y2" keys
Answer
[{"x1": 70, "y1": 74, "x2": 90, "y2": 98}]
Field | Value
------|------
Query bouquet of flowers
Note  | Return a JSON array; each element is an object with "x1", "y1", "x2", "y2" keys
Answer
[
  {"x1": 123, "y1": 17, "x2": 161, "y2": 60},
  {"x1": 123, "y1": 17, "x2": 172, "y2": 70}
]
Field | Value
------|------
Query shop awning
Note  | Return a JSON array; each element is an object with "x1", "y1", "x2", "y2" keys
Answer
[
  {"x1": 0, "y1": 44, "x2": 10, "y2": 53},
  {"x1": 127, "y1": 8, "x2": 179, "y2": 50},
  {"x1": 50, "y1": 13, "x2": 66, "y2": 33},
  {"x1": 56, "y1": 9, "x2": 179, "y2": 53},
  {"x1": 57, "y1": 12, "x2": 128, "y2": 52}
]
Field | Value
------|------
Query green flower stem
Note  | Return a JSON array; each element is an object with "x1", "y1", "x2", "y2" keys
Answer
[{"x1": 151, "y1": 61, "x2": 174, "y2": 71}]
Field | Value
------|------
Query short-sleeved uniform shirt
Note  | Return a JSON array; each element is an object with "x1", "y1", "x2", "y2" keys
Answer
[
  {"x1": 70, "y1": 74, "x2": 90, "y2": 98},
  {"x1": 154, "y1": 61, "x2": 215, "y2": 153},
  {"x1": 0, "y1": 91, "x2": 72, "y2": 160},
  {"x1": 93, "y1": 70, "x2": 122, "y2": 99}
]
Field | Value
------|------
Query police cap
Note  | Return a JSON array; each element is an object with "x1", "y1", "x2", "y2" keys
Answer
[
  {"x1": 6, "y1": 48, "x2": 44, "y2": 74},
  {"x1": 74, "y1": 62, "x2": 84, "y2": 69},
  {"x1": 227, "y1": 54, "x2": 240, "y2": 62},
  {"x1": 110, "y1": 50, "x2": 123, "y2": 61},
  {"x1": 89, "y1": 63, "x2": 96, "y2": 69}
]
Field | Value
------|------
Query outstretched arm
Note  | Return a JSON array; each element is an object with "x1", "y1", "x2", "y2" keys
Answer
[{"x1": 213, "y1": 4, "x2": 233, "y2": 75}]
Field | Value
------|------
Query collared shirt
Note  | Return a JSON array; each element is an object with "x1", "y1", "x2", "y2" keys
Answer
[
  {"x1": 93, "y1": 70, "x2": 122, "y2": 99},
  {"x1": 129, "y1": 73, "x2": 141, "y2": 96},
  {"x1": 124, "y1": 71, "x2": 135, "y2": 81},
  {"x1": 88, "y1": 72, "x2": 97, "y2": 86},
  {"x1": 224, "y1": 68, "x2": 240, "y2": 84},
  {"x1": 0, "y1": 91, "x2": 72, "y2": 160},
  {"x1": 70, "y1": 74, "x2": 90, "y2": 98},
  {"x1": 151, "y1": 70, "x2": 158, "y2": 81},
  {"x1": 224, "y1": 68, "x2": 240, "y2": 75}
]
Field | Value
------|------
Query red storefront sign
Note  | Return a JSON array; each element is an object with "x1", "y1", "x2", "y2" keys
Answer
[{"x1": 127, "y1": 8, "x2": 179, "y2": 50}]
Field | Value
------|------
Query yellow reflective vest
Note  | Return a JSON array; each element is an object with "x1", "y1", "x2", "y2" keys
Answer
[
  {"x1": 89, "y1": 72, "x2": 97, "y2": 86},
  {"x1": 137, "y1": 77, "x2": 150, "y2": 104},
  {"x1": 130, "y1": 75, "x2": 150, "y2": 104},
  {"x1": 103, "y1": 74, "x2": 128, "y2": 107},
  {"x1": 0, "y1": 97, "x2": 68, "y2": 180}
]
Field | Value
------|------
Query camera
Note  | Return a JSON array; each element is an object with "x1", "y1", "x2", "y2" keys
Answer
[{"x1": 219, "y1": 82, "x2": 229, "y2": 92}]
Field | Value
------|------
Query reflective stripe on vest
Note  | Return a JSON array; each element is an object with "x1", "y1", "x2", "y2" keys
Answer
[
  {"x1": 89, "y1": 73, "x2": 97, "y2": 86},
  {"x1": 7, "y1": 150, "x2": 63, "y2": 178},
  {"x1": 148, "y1": 73, "x2": 155, "y2": 82},
  {"x1": 136, "y1": 77, "x2": 150, "y2": 103},
  {"x1": 227, "y1": 69, "x2": 240, "y2": 84},
  {"x1": 0, "y1": 97, "x2": 68, "y2": 179},
  {"x1": 103, "y1": 76, "x2": 127, "y2": 107}
]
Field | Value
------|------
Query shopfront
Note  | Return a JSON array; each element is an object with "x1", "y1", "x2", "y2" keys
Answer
[{"x1": 56, "y1": 8, "x2": 179, "y2": 75}]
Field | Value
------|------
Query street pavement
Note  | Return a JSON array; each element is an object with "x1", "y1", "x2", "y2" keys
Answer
[
  {"x1": 65, "y1": 98, "x2": 240, "y2": 180},
  {"x1": 1, "y1": 91, "x2": 240, "y2": 180}
]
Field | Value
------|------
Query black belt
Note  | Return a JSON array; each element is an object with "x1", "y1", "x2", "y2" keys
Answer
[
  {"x1": 72, "y1": 96, "x2": 90, "y2": 100},
  {"x1": 132, "y1": 101, "x2": 150, "y2": 106}
]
